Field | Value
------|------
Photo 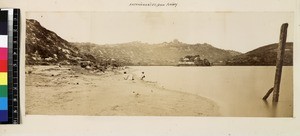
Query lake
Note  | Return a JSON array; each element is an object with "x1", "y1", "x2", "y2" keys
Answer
[{"x1": 131, "y1": 66, "x2": 293, "y2": 117}]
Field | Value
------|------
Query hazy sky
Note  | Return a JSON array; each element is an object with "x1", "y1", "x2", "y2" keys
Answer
[{"x1": 26, "y1": 12, "x2": 294, "y2": 53}]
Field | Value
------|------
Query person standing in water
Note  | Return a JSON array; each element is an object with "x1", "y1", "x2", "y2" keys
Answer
[
  {"x1": 140, "y1": 72, "x2": 145, "y2": 80},
  {"x1": 123, "y1": 72, "x2": 129, "y2": 80}
]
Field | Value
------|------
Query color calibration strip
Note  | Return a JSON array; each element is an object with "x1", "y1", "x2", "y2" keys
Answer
[
  {"x1": 0, "y1": 9, "x2": 20, "y2": 124},
  {"x1": 0, "y1": 10, "x2": 8, "y2": 123}
]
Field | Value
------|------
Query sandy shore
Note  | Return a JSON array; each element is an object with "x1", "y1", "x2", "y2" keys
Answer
[{"x1": 25, "y1": 65, "x2": 219, "y2": 116}]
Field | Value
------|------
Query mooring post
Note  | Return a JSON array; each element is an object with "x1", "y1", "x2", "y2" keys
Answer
[
  {"x1": 272, "y1": 23, "x2": 288, "y2": 102},
  {"x1": 262, "y1": 23, "x2": 288, "y2": 101},
  {"x1": 262, "y1": 87, "x2": 274, "y2": 100}
]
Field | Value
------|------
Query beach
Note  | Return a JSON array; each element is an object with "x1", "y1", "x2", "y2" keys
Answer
[{"x1": 25, "y1": 66, "x2": 220, "y2": 116}]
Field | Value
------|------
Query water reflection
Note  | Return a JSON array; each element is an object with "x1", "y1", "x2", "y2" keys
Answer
[{"x1": 262, "y1": 100, "x2": 278, "y2": 117}]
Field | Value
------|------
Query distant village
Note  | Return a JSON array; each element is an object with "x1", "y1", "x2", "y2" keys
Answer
[{"x1": 178, "y1": 55, "x2": 211, "y2": 66}]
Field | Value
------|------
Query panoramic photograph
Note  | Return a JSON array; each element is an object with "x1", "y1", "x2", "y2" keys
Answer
[{"x1": 25, "y1": 12, "x2": 293, "y2": 117}]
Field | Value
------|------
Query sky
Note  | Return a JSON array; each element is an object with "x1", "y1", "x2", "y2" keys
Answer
[{"x1": 26, "y1": 12, "x2": 294, "y2": 53}]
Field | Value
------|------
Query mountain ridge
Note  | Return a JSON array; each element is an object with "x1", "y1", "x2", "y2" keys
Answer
[
  {"x1": 26, "y1": 19, "x2": 293, "y2": 66},
  {"x1": 72, "y1": 41, "x2": 242, "y2": 66}
]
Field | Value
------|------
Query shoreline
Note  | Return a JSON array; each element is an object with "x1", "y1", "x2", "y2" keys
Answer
[{"x1": 25, "y1": 65, "x2": 220, "y2": 116}]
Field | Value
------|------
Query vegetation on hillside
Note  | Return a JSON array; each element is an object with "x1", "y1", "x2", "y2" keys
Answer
[
  {"x1": 225, "y1": 43, "x2": 293, "y2": 66},
  {"x1": 74, "y1": 41, "x2": 240, "y2": 66},
  {"x1": 26, "y1": 19, "x2": 293, "y2": 67},
  {"x1": 178, "y1": 55, "x2": 211, "y2": 66}
]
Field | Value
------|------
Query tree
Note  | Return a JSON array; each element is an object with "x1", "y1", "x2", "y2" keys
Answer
[{"x1": 203, "y1": 59, "x2": 211, "y2": 66}]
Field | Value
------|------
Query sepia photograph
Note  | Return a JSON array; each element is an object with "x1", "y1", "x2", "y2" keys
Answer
[{"x1": 25, "y1": 12, "x2": 293, "y2": 117}]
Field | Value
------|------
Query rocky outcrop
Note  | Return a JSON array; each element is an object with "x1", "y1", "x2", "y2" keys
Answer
[{"x1": 26, "y1": 19, "x2": 97, "y2": 65}]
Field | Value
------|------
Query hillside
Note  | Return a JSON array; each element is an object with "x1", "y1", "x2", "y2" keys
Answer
[
  {"x1": 225, "y1": 43, "x2": 293, "y2": 66},
  {"x1": 26, "y1": 19, "x2": 97, "y2": 65},
  {"x1": 28, "y1": 19, "x2": 291, "y2": 67},
  {"x1": 73, "y1": 40, "x2": 241, "y2": 66}
]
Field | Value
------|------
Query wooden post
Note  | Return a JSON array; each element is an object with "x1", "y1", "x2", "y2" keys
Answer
[
  {"x1": 262, "y1": 87, "x2": 273, "y2": 100},
  {"x1": 262, "y1": 23, "x2": 288, "y2": 101},
  {"x1": 272, "y1": 23, "x2": 288, "y2": 102}
]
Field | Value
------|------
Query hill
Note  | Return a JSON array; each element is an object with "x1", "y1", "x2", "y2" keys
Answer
[
  {"x1": 225, "y1": 43, "x2": 293, "y2": 66},
  {"x1": 73, "y1": 40, "x2": 242, "y2": 66},
  {"x1": 27, "y1": 19, "x2": 290, "y2": 67},
  {"x1": 26, "y1": 19, "x2": 97, "y2": 65}
]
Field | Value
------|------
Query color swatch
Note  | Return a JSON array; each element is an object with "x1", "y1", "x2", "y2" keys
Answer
[
  {"x1": 0, "y1": 10, "x2": 8, "y2": 122},
  {"x1": 0, "y1": 9, "x2": 20, "y2": 124}
]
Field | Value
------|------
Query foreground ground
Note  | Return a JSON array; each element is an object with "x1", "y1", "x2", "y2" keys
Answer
[{"x1": 25, "y1": 65, "x2": 219, "y2": 116}]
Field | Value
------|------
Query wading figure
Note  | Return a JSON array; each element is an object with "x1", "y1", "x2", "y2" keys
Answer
[
  {"x1": 123, "y1": 72, "x2": 129, "y2": 80},
  {"x1": 140, "y1": 72, "x2": 145, "y2": 80}
]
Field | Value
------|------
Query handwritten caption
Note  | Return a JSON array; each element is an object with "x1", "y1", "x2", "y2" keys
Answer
[{"x1": 129, "y1": 2, "x2": 178, "y2": 7}]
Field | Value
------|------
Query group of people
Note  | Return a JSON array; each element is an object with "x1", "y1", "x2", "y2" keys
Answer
[{"x1": 123, "y1": 71, "x2": 145, "y2": 81}]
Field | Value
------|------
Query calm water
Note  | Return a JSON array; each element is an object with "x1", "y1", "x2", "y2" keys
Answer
[{"x1": 131, "y1": 66, "x2": 293, "y2": 117}]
